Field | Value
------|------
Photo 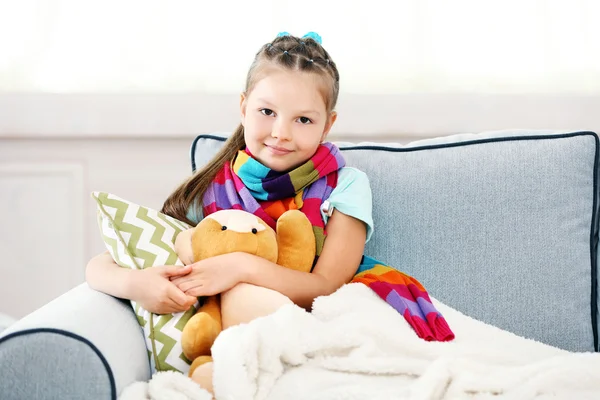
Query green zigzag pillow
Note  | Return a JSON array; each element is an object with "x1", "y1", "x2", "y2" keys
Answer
[{"x1": 92, "y1": 191, "x2": 199, "y2": 374}]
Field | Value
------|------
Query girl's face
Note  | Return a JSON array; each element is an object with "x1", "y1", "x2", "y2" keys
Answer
[{"x1": 240, "y1": 68, "x2": 336, "y2": 172}]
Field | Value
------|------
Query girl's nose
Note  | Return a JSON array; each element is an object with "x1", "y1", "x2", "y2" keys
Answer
[{"x1": 271, "y1": 120, "x2": 292, "y2": 141}]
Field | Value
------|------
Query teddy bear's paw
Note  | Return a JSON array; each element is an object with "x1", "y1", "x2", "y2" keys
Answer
[
  {"x1": 189, "y1": 355, "x2": 214, "y2": 378},
  {"x1": 181, "y1": 312, "x2": 221, "y2": 360}
]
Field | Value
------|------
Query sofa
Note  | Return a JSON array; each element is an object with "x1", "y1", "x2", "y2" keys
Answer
[{"x1": 1, "y1": 129, "x2": 598, "y2": 399}]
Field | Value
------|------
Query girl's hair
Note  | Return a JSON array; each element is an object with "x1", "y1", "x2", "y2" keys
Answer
[{"x1": 161, "y1": 34, "x2": 340, "y2": 225}]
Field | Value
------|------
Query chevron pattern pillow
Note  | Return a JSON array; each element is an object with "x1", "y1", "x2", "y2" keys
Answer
[{"x1": 92, "y1": 191, "x2": 199, "y2": 374}]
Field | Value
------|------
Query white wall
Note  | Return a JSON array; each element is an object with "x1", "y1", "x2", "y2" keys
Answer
[
  {"x1": 0, "y1": 91, "x2": 598, "y2": 320},
  {"x1": 1, "y1": 92, "x2": 599, "y2": 139},
  {"x1": 0, "y1": 137, "x2": 192, "y2": 320}
]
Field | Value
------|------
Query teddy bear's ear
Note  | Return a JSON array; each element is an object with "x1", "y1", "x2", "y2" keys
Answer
[
  {"x1": 174, "y1": 228, "x2": 195, "y2": 265},
  {"x1": 192, "y1": 218, "x2": 224, "y2": 261}
]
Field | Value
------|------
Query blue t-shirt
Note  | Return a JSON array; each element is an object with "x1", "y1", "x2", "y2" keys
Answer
[
  {"x1": 319, "y1": 167, "x2": 373, "y2": 243},
  {"x1": 186, "y1": 166, "x2": 374, "y2": 243}
]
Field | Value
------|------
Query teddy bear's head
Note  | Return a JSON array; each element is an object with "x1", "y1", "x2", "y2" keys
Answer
[
  {"x1": 191, "y1": 209, "x2": 278, "y2": 263},
  {"x1": 178, "y1": 209, "x2": 315, "y2": 375}
]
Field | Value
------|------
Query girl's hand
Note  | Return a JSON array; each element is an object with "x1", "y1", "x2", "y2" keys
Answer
[
  {"x1": 131, "y1": 265, "x2": 198, "y2": 314},
  {"x1": 170, "y1": 253, "x2": 245, "y2": 297}
]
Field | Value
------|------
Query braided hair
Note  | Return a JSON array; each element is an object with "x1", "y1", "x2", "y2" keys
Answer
[
  {"x1": 162, "y1": 34, "x2": 340, "y2": 224},
  {"x1": 247, "y1": 34, "x2": 340, "y2": 113}
]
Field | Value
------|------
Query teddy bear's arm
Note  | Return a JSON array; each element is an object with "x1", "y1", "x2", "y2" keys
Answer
[{"x1": 276, "y1": 210, "x2": 316, "y2": 272}]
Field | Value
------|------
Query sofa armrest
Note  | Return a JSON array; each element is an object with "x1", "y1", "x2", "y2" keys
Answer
[{"x1": 0, "y1": 283, "x2": 150, "y2": 400}]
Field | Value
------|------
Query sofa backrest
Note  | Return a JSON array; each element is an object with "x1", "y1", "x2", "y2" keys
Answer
[{"x1": 191, "y1": 130, "x2": 600, "y2": 353}]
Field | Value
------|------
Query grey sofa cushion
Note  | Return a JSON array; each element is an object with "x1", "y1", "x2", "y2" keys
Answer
[
  {"x1": 0, "y1": 329, "x2": 115, "y2": 400},
  {"x1": 191, "y1": 130, "x2": 600, "y2": 353}
]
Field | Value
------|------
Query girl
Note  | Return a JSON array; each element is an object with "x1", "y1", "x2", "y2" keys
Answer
[{"x1": 86, "y1": 32, "x2": 373, "y2": 395}]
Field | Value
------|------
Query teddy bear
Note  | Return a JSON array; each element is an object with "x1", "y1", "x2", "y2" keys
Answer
[{"x1": 174, "y1": 208, "x2": 316, "y2": 376}]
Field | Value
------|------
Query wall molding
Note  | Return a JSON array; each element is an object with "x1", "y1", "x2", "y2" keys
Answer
[
  {"x1": 0, "y1": 161, "x2": 86, "y2": 318},
  {"x1": 1, "y1": 92, "x2": 598, "y2": 140}
]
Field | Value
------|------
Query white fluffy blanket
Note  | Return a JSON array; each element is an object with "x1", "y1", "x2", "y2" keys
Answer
[{"x1": 121, "y1": 283, "x2": 600, "y2": 400}]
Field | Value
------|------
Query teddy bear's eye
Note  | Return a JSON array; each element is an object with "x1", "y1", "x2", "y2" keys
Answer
[
  {"x1": 221, "y1": 226, "x2": 227, "y2": 231},
  {"x1": 252, "y1": 228, "x2": 258, "y2": 234}
]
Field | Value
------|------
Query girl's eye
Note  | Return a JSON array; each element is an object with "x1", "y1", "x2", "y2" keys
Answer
[
  {"x1": 260, "y1": 108, "x2": 274, "y2": 117},
  {"x1": 298, "y1": 117, "x2": 312, "y2": 124}
]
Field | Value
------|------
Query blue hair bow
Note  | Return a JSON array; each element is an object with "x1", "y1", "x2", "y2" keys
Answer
[
  {"x1": 302, "y1": 32, "x2": 322, "y2": 44},
  {"x1": 276, "y1": 31, "x2": 322, "y2": 45}
]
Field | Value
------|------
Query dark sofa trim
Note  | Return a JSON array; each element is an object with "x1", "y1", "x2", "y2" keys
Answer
[{"x1": 190, "y1": 131, "x2": 600, "y2": 351}]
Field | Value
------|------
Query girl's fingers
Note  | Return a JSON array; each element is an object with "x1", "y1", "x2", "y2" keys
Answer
[
  {"x1": 161, "y1": 265, "x2": 192, "y2": 278},
  {"x1": 168, "y1": 286, "x2": 192, "y2": 307},
  {"x1": 175, "y1": 278, "x2": 205, "y2": 293},
  {"x1": 181, "y1": 281, "x2": 205, "y2": 294},
  {"x1": 185, "y1": 286, "x2": 208, "y2": 297}
]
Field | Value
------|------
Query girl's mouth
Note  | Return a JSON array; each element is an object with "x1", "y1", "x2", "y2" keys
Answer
[{"x1": 265, "y1": 144, "x2": 292, "y2": 155}]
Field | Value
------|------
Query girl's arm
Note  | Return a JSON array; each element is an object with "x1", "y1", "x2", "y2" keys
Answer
[
  {"x1": 173, "y1": 209, "x2": 366, "y2": 309},
  {"x1": 240, "y1": 209, "x2": 367, "y2": 308},
  {"x1": 86, "y1": 252, "x2": 138, "y2": 298},
  {"x1": 86, "y1": 251, "x2": 197, "y2": 314}
]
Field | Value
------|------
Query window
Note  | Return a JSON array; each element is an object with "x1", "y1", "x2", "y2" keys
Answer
[
  {"x1": 2, "y1": 0, "x2": 598, "y2": 94},
  {"x1": 1, "y1": 1, "x2": 598, "y2": 137}
]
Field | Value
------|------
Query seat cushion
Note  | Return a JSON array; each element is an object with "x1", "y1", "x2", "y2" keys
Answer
[{"x1": 191, "y1": 130, "x2": 600, "y2": 352}]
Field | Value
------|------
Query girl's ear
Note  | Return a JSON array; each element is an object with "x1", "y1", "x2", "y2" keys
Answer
[
  {"x1": 321, "y1": 111, "x2": 337, "y2": 142},
  {"x1": 240, "y1": 93, "x2": 248, "y2": 126}
]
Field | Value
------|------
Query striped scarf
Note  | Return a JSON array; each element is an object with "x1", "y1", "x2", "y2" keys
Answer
[
  {"x1": 202, "y1": 142, "x2": 345, "y2": 256},
  {"x1": 202, "y1": 143, "x2": 454, "y2": 342},
  {"x1": 352, "y1": 256, "x2": 455, "y2": 342}
]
